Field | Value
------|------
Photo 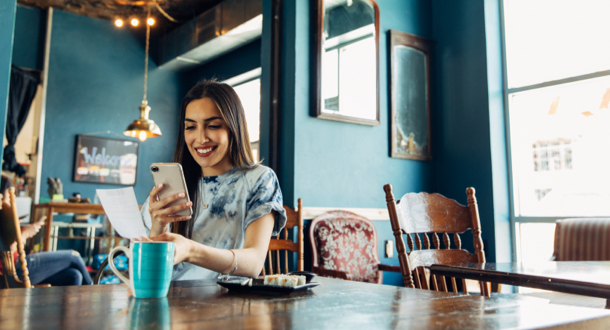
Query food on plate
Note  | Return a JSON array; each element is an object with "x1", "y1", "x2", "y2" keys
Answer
[{"x1": 263, "y1": 274, "x2": 306, "y2": 287}]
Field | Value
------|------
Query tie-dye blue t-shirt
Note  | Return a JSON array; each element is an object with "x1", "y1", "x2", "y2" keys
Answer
[{"x1": 141, "y1": 165, "x2": 287, "y2": 280}]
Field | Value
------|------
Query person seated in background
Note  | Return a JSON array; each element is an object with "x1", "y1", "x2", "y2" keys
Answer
[{"x1": 1, "y1": 174, "x2": 93, "y2": 286}]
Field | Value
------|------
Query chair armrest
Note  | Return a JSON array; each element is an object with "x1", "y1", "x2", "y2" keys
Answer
[
  {"x1": 378, "y1": 264, "x2": 401, "y2": 273},
  {"x1": 312, "y1": 266, "x2": 352, "y2": 280}
]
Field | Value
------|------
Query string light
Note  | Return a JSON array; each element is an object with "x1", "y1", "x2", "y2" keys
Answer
[{"x1": 112, "y1": 2, "x2": 180, "y2": 29}]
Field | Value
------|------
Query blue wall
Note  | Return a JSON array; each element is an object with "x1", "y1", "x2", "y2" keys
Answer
[
  {"x1": 291, "y1": 0, "x2": 434, "y2": 209},
  {"x1": 0, "y1": 0, "x2": 17, "y2": 160},
  {"x1": 431, "y1": 0, "x2": 510, "y2": 262},
  {"x1": 40, "y1": 9, "x2": 181, "y2": 204},
  {"x1": 12, "y1": 5, "x2": 45, "y2": 71}
]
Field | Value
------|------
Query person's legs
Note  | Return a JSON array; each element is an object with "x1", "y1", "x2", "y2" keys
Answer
[
  {"x1": 17, "y1": 250, "x2": 92, "y2": 285},
  {"x1": 40, "y1": 268, "x2": 83, "y2": 286}
]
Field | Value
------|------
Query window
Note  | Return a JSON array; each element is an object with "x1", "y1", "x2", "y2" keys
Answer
[
  {"x1": 224, "y1": 69, "x2": 261, "y2": 161},
  {"x1": 503, "y1": 0, "x2": 610, "y2": 263}
]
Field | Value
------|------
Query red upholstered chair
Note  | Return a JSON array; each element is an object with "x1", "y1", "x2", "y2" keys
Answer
[
  {"x1": 553, "y1": 218, "x2": 610, "y2": 261},
  {"x1": 309, "y1": 210, "x2": 400, "y2": 283}
]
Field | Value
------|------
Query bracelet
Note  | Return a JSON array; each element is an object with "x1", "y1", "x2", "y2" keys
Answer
[{"x1": 227, "y1": 249, "x2": 237, "y2": 276}]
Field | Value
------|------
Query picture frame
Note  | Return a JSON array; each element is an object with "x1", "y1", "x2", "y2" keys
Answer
[
  {"x1": 390, "y1": 30, "x2": 432, "y2": 160},
  {"x1": 73, "y1": 135, "x2": 139, "y2": 185}
]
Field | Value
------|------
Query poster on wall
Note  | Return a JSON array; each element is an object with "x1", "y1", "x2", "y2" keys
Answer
[{"x1": 73, "y1": 135, "x2": 139, "y2": 185}]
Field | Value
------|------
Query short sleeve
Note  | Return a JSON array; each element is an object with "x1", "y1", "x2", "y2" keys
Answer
[{"x1": 245, "y1": 167, "x2": 286, "y2": 236}]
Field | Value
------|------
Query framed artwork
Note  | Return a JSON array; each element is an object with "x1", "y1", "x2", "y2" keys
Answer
[
  {"x1": 73, "y1": 135, "x2": 139, "y2": 185},
  {"x1": 390, "y1": 30, "x2": 432, "y2": 160}
]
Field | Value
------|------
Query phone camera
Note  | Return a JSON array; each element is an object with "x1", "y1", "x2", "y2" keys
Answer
[{"x1": 151, "y1": 166, "x2": 159, "y2": 172}]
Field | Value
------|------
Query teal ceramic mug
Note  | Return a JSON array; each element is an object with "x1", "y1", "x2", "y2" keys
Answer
[{"x1": 108, "y1": 241, "x2": 175, "y2": 298}]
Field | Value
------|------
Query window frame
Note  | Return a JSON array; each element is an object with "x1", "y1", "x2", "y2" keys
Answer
[{"x1": 499, "y1": 1, "x2": 610, "y2": 261}]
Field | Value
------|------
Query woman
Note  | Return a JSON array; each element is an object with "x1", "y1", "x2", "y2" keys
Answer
[{"x1": 140, "y1": 80, "x2": 286, "y2": 280}]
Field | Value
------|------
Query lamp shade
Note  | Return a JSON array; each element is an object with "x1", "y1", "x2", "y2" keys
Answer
[{"x1": 124, "y1": 102, "x2": 162, "y2": 141}]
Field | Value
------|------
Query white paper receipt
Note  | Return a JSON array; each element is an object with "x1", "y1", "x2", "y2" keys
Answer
[{"x1": 96, "y1": 187, "x2": 147, "y2": 239}]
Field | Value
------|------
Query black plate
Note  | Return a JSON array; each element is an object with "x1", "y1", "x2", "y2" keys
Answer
[{"x1": 217, "y1": 278, "x2": 320, "y2": 295}]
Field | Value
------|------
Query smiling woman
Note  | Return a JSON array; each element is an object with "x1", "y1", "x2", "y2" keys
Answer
[{"x1": 139, "y1": 80, "x2": 287, "y2": 281}]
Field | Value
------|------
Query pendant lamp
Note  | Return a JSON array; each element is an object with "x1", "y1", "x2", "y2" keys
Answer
[{"x1": 124, "y1": 7, "x2": 161, "y2": 142}]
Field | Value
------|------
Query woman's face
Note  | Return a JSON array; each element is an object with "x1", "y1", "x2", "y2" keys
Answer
[{"x1": 184, "y1": 97, "x2": 233, "y2": 176}]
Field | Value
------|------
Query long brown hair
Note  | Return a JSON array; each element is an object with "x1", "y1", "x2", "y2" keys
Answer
[{"x1": 172, "y1": 79, "x2": 257, "y2": 238}]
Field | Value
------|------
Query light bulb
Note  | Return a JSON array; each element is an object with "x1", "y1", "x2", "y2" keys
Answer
[
  {"x1": 138, "y1": 131, "x2": 147, "y2": 142},
  {"x1": 115, "y1": 19, "x2": 123, "y2": 27},
  {"x1": 131, "y1": 18, "x2": 139, "y2": 27},
  {"x1": 147, "y1": 18, "x2": 155, "y2": 26}
]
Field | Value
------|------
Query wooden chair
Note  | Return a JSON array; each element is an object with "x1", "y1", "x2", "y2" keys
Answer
[
  {"x1": 0, "y1": 187, "x2": 32, "y2": 289},
  {"x1": 309, "y1": 210, "x2": 401, "y2": 283},
  {"x1": 262, "y1": 198, "x2": 304, "y2": 275},
  {"x1": 384, "y1": 184, "x2": 490, "y2": 296}
]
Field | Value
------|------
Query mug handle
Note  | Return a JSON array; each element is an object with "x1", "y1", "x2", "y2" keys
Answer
[{"x1": 108, "y1": 246, "x2": 131, "y2": 287}]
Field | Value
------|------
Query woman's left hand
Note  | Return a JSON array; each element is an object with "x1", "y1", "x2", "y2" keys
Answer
[{"x1": 149, "y1": 233, "x2": 192, "y2": 265}]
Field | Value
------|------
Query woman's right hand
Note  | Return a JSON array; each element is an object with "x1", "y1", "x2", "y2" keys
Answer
[{"x1": 148, "y1": 184, "x2": 192, "y2": 236}]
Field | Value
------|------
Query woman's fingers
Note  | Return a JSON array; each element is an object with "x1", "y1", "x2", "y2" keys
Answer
[
  {"x1": 148, "y1": 185, "x2": 192, "y2": 229},
  {"x1": 157, "y1": 192, "x2": 188, "y2": 208},
  {"x1": 155, "y1": 213, "x2": 192, "y2": 224},
  {"x1": 149, "y1": 189, "x2": 189, "y2": 211},
  {"x1": 152, "y1": 200, "x2": 192, "y2": 217},
  {"x1": 149, "y1": 184, "x2": 164, "y2": 201}
]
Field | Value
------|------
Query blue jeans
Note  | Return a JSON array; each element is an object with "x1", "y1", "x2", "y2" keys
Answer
[{"x1": 17, "y1": 250, "x2": 93, "y2": 286}]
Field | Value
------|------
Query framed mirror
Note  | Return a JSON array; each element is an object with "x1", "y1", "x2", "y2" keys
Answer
[
  {"x1": 390, "y1": 30, "x2": 432, "y2": 160},
  {"x1": 312, "y1": 0, "x2": 380, "y2": 125}
]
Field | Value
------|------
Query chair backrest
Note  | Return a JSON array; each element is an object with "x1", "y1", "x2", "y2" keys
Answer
[
  {"x1": 384, "y1": 184, "x2": 487, "y2": 295},
  {"x1": 553, "y1": 218, "x2": 610, "y2": 261},
  {"x1": 309, "y1": 210, "x2": 382, "y2": 283},
  {"x1": 263, "y1": 198, "x2": 304, "y2": 275},
  {"x1": 0, "y1": 187, "x2": 32, "y2": 288}
]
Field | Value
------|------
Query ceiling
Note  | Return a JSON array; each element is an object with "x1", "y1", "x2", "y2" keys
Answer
[{"x1": 17, "y1": 0, "x2": 224, "y2": 30}]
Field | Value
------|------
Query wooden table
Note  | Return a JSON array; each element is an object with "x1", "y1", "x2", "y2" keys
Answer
[
  {"x1": 429, "y1": 261, "x2": 610, "y2": 308},
  {"x1": 2, "y1": 277, "x2": 610, "y2": 329}
]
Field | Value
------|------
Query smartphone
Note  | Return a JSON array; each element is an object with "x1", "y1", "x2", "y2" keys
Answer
[{"x1": 150, "y1": 163, "x2": 193, "y2": 217}]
